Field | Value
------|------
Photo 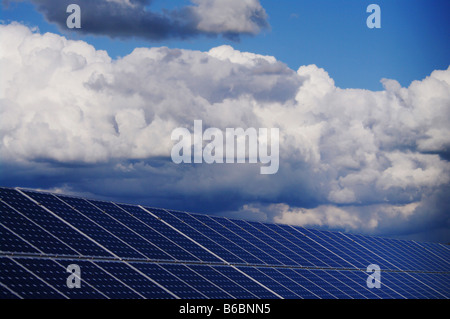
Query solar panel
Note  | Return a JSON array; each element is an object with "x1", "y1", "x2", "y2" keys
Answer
[
  {"x1": 0, "y1": 188, "x2": 110, "y2": 258},
  {"x1": 186, "y1": 264, "x2": 260, "y2": 299},
  {"x1": 0, "y1": 257, "x2": 66, "y2": 299},
  {"x1": 0, "y1": 186, "x2": 448, "y2": 301},
  {"x1": 12, "y1": 257, "x2": 105, "y2": 299}
]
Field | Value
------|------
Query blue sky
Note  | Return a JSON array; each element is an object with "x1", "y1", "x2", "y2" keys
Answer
[
  {"x1": 2, "y1": 0, "x2": 449, "y2": 90},
  {"x1": 0, "y1": 0, "x2": 449, "y2": 243}
]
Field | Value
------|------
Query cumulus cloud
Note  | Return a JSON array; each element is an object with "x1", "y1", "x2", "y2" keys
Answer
[
  {"x1": 191, "y1": 0, "x2": 268, "y2": 36},
  {"x1": 1, "y1": 23, "x2": 449, "y2": 242},
  {"x1": 4, "y1": 0, "x2": 268, "y2": 40}
]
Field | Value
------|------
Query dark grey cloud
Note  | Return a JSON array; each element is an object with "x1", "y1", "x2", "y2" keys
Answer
[{"x1": 9, "y1": 0, "x2": 269, "y2": 40}]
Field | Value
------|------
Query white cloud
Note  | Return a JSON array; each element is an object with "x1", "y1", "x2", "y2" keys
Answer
[
  {"x1": 208, "y1": 45, "x2": 276, "y2": 66},
  {"x1": 270, "y1": 204, "x2": 362, "y2": 230},
  {"x1": 1, "y1": 23, "x2": 449, "y2": 241},
  {"x1": 270, "y1": 201, "x2": 429, "y2": 234},
  {"x1": 327, "y1": 188, "x2": 356, "y2": 204},
  {"x1": 191, "y1": 0, "x2": 268, "y2": 35}
]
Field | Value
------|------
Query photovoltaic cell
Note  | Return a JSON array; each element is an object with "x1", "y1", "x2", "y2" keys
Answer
[
  {"x1": 300, "y1": 228, "x2": 359, "y2": 269},
  {"x1": 304, "y1": 269, "x2": 364, "y2": 299},
  {"x1": 231, "y1": 219, "x2": 302, "y2": 266},
  {"x1": 282, "y1": 226, "x2": 349, "y2": 269},
  {"x1": 249, "y1": 222, "x2": 316, "y2": 267},
  {"x1": 133, "y1": 263, "x2": 205, "y2": 299},
  {"x1": 0, "y1": 188, "x2": 110, "y2": 258},
  {"x1": 160, "y1": 264, "x2": 234, "y2": 299},
  {"x1": 275, "y1": 268, "x2": 336, "y2": 299},
  {"x1": 186, "y1": 264, "x2": 258, "y2": 299},
  {"x1": 0, "y1": 187, "x2": 448, "y2": 299},
  {"x1": 150, "y1": 209, "x2": 245, "y2": 264},
  {"x1": 187, "y1": 213, "x2": 268, "y2": 265},
  {"x1": 171, "y1": 211, "x2": 262, "y2": 265},
  {"x1": 25, "y1": 191, "x2": 145, "y2": 260},
  {"x1": 94, "y1": 261, "x2": 174, "y2": 299},
  {"x1": 420, "y1": 243, "x2": 450, "y2": 267},
  {"x1": 344, "y1": 269, "x2": 401, "y2": 299},
  {"x1": 417, "y1": 273, "x2": 449, "y2": 298},
  {"x1": 261, "y1": 223, "x2": 331, "y2": 268},
  {"x1": 88, "y1": 200, "x2": 173, "y2": 261},
  {"x1": 237, "y1": 266, "x2": 302, "y2": 298},
  {"x1": 212, "y1": 265, "x2": 279, "y2": 299},
  {"x1": 142, "y1": 207, "x2": 222, "y2": 263},
  {"x1": 319, "y1": 230, "x2": 373, "y2": 269},
  {"x1": 0, "y1": 223, "x2": 38, "y2": 255},
  {"x1": 116, "y1": 204, "x2": 202, "y2": 262},
  {"x1": 65, "y1": 260, "x2": 142, "y2": 299},
  {"x1": 256, "y1": 267, "x2": 318, "y2": 299},
  {"x1": 0, "y1": 283, "x2": 20, "y2": 299},
  {"x1": 335, "y1": 270, "x2": 385, "y2": 299},
  {"x1": 13, "y1": 257, "x2": 105, "y2": 299},
  {"x1": 0, "y1": 257, "x2": 65, "y2": 299}
]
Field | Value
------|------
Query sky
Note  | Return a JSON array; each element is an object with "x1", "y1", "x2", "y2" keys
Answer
[{"x1": 0, "y1": 0, "x2": 449, "y2": 243}]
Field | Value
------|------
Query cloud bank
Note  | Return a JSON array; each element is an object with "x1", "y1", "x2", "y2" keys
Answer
[
  {"x1": 5, "y1": 0, "x2": 269, "y2": 40},
  {"x1": 1, "y1": 23, "x2": 449, "y2": 242}
]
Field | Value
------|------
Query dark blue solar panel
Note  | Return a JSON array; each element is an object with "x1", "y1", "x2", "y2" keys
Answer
[
  {"x1": 116, "y1": 204, "x2": 203, "y2": 262},
  {"x1": 215, "y1": 218, "x2": 285, "y2": 266},
  {"x1": 150, "y1": 209, "x2": 245, "y2": 264},
  {"x1": 63, "y1": 260, "x2": 142, "y2": 299},
  {"x1": 0, "y1": 200, "x2": 77, "y2": 256},
  {"x1": 302, "y1": 269, "x2": 363, "y2": 299},
  {"x1": 0, "y1": 257, "x2": 65, "y2": 299},
  {"x1": 212, "y1": 265, "x2": 279, "y2": 299},
  {"x1": 141, "y1": 208, "x2": 222, "y2": 264},
  {"x1": 160, "y1": 264, "x2": 233, "y2": 298},
  {"x1": 391, "y1": 239, "x2": 449, "y2": 272},
  {"x1": 1, "y1": 187, "x2": 448, "y2": 300},
  {"x1": 238, "y1": 266, "x2": 302, "y2": 298},
  {"x1": 167, "y1": 211, "x2": 263, "y2": 265},
  {"x1": 13, "y1": 257, "x2": 105, "y2": 299},
  {"x1": 260, "y1": 223, "x2": 330, "y2": 268},
  {"x1": 95, "y1": 261, "x2": 175, "y2": 299},
  {"x1": 419, "y1": 242, "x2": 450, "y2": 268},
  {"x1": 279, "y1": 225, "x2": 349, "y2": 268},
  {"x1": 343, "y1": 269, "x2": 401, "y2": 299},
  {"x1": 256, "y1": 267, "x2": 319, "y2": 299},
  {"x1": 300, "y1": 228, "x2": 361, "y2": 269},
  {"x1": 55, "y1": 196, "x2": 172, "y2": 261},
  {"x1": 249, "y1": 222, "x2": 316, "y2": 267},
  {"x1": 361, "y1": 236, "x2": 422, "y2": 272},
  {"x1": 335, "y1": 270, "x2": 387, "y2": 299},
  {"x1": 343, "y1": 233, "x2": 445, "y2": 273},
  {"x1": 293, "y1": 268, "x2": 352, "y2": 299},
  {"x1": 0, "y1": 188, "x2": 109, "y2": 258},
  {"x1": 188, "y1": 213, "x2": 268, "y2": 265},
  {"x1": 87, "y1": 200, "x2": 174, "y2": 262},
  {"x1": 380, "y1": 272, "x2": 421, "y2": 299},
  {"x1": 391, "y1": 272, "x2": 440, "y2": 299},
  {"x1": 414, "y1": 273, "x2": 449, "y2": 298},
  {"x1": 231, "y1": 219, "x2": 302, "y2": 266},
  {"x1": 337, "y1": 232, "x2": 397, "y2": 271},
  {"x1": 318, "y1": 230, "x2": 374, "y2": 269},
  {"x1": 0, "y1": 283, "x2": 20, "y2": 299},
  {"x1": 23, "y1": 191, "x2": 145, "y2": 260},
  {"x1": 187, "y1": 264, "x2": 258, "y2": 299},
  {"x1": 133, "y1": 263, "x2": 205, "y2": 299},
  {"x1": 385, "y1": 239, "x2": 434, "y2": 271},
  {"x1": 274, "y1": 268, "x2": 336, "y2": 299},
  {"x1": 0, "y1": 223, "x2": 38, "y2": 255}
]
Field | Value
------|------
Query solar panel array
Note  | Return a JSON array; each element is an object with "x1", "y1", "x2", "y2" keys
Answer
[{"x1": 0, "y1": 187, "x2": 448, "y2": 299}]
